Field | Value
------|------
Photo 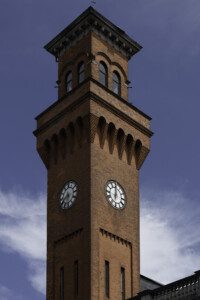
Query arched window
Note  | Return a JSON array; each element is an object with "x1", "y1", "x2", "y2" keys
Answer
[
  {"x1": 99, "y1": 61, "x2": 108, "y2": 87},
  {"x1": 65, "y1": 71, "x2": 72, "y2": 93},
  {"x1": 112, "y1": 71, "x2": 121, "y2": 96},
  {"x1": 77, "y1": 61, "x2": 85, "y2": 84}
]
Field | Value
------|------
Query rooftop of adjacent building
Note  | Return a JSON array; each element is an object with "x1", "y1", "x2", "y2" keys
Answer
[
  {"x1": 140, "y1": 274, "x2": 163, "y2": 292},
  {"x1": 135, "y1": 270, "x2": 200, "y2": 300}
]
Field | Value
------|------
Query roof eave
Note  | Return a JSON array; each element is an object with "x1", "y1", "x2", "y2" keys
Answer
[{"x1": 44, "y1": 6, "x2": 142, "y2": 59}]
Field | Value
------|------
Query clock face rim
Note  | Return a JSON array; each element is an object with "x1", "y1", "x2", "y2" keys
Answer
[
  {"x1": 105, "y1": 180, "x2": 126, "y2": 210},
  {"x1": 59, "y1": 180, "x2": 78, "y2": 210}
]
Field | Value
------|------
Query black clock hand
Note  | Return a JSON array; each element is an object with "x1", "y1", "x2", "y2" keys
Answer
[{"x1": 114, "y1": 183, "x2": 117, "y2": 199}]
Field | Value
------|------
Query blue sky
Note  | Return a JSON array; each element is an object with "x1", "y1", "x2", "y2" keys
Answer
[{"x1": 0, "y1": 0, "x2": 200, "y2": 299}]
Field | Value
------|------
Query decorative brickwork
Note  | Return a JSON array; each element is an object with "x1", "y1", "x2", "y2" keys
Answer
[
  {"x1": 54, "y1": 228, "x2": 83, "y2": 246},
  {"x1": 100, "y1": 228, "x2": 132, "y2": 248},
  {"x1": 38, "y1": 113, "x2": 149, "y2": 169}
]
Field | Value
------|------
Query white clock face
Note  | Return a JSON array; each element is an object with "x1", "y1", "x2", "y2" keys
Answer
[
  {"x1": 105, "y1": 180, "x2": 126, "y2": 209},
  {"x1": 60, "y1": 181, "x2": 78, "y2": 209}
]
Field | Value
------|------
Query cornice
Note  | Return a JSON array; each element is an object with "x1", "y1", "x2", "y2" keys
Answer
[
  {"x1": 90, "y1": 92, "x2": 153, "y2": 137},
  {"x1": 44, "y1": 6, "x2": 142, "y2": 60},
  {"x1": 34, "y1": 89, "x2": 153, "y2": 138},
  {"x1": 35, "y1": 77, "x2": 152, "y2": 121},
  {"x1": 90, "y1": 77, "x2": 152, "y2": 120}
]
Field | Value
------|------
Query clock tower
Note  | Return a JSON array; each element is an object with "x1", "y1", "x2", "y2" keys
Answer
[{"x1": 34, "y1": 7, "x2": 152, "y2": 300}]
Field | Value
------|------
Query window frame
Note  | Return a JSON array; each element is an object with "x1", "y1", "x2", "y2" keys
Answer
[
  {"x1": 105, "y1": 260, "x2": 110, "y2": 298},
  {"x1": 112, "y1": 70, "x2": 121, "y2": 96},
  {"x1": 60, "y1": 267, "x2": 64, "y2": 300},
  {"x1": 74, "y1": 260, "x2": 79, "y2": 297},
  {"x1": 99, "y1": 61, "x2": 108, "y2": 87},
  {"x1": 120, "y1": 267, "x2": 125, "y2": 300},
  {"x1": 65, "y1": 71, "x2": 72, "y2": 93},
  {"x1": 77, "y1": 61, "x2": 85, "y2": 84}
]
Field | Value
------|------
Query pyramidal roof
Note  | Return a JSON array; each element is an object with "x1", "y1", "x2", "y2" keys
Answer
[{"x1": 44, "y1": 6, "x2": 142, "y2": 60}]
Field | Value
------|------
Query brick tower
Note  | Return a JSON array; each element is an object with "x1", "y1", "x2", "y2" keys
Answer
[{"x1": 34, "y1": 7, "x2": 152, "y2": 300}]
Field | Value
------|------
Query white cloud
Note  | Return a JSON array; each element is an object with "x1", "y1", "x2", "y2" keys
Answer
[
  {"x1": 0, "y1": 284, "x2": 24, "y2": 300},
  {"x1": 140, "y1": 188, "x2": 200, "y2": 284},
  {"x1": 0, "y1": 189, "x2": 46, "y2": 295},
  {"x1": 28, "y1": 260, "x2": 46, "y2": 295},
  {"x1": 0, "y1": 187, "x2": 199, "y2": 295},
  {"x1": 0, "y1": 285, "x2": 12, "y2": 300}
]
